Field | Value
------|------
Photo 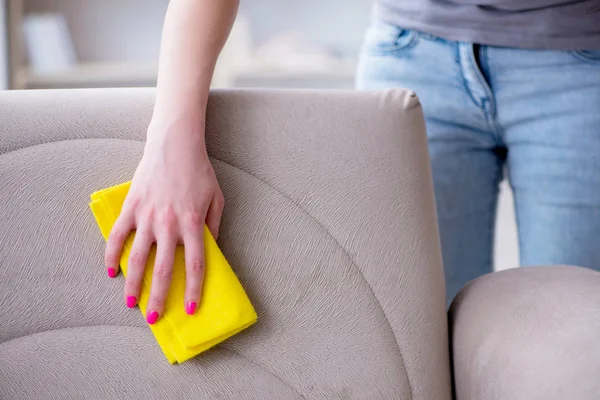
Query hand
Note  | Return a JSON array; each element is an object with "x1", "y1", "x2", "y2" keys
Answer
[{"x1": 104, "y1": 121, "x2": 224, "y2": 324}]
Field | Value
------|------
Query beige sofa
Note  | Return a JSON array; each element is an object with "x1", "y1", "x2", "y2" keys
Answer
[{"x1": 1, "y1": 88, "x2": 599, "y2": 399}]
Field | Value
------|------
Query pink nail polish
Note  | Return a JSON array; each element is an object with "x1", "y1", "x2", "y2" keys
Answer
[
  {"x1": 146, "y1": 310, "x2": 159, "y2": 325},
  {"x1": 126, "y1": 296, "x2": 137, "y2": 308},
  {"x1": 107, "y1": 268, "x2": 117, "y2": 278},
  {"x1": 186, "y1": 302, "x2": 197, "y2": 315}
]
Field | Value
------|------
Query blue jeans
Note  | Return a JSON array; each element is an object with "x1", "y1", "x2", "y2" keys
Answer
[{"x1": 356, "y1": 19, "x2": 600, "y2": 304}]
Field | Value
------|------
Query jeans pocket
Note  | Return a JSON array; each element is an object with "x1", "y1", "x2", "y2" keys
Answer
[
  {"x1": 361, "y1": 19, "x2": 417, "y2": 56},
  {"x1": 570, "y1": 49, "x2": 600, "y2": 64}
]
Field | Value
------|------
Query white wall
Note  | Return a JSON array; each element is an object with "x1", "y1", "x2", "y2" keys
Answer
[
  {"x1": 495, "y1": 182, "x2": 519, "y2": 271},
  {"x1": 239, "y1": 0, "x2": 373, "y2": 55},
  {"x1": 25, "y1": 0, "x2": 168, "y2": 63},
  {"x1": 24, "y1": 0, "x2": 374, "y2": 63}
]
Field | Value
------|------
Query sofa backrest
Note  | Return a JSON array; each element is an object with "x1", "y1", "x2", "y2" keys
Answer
[{"x1": 0, "y1": 88, "x2": 450, "y2": 399}]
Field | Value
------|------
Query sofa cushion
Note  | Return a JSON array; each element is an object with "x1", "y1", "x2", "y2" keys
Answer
[
  {"x1": 450, "y1": 265, "x2": 600, "y2": 400},
  {"x1": 0, "y1": 88, "x2": 450, "y2": 399}
]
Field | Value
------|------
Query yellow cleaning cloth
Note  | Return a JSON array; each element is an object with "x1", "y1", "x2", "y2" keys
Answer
[{"x1": 89, "y1": 181, "x2": 257, "y2": 364}]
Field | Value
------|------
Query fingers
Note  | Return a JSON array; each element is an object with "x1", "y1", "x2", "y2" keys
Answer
[
  {"x1": 113, "y1": 194, "x2": 220, "y2": 321},
  {"x1": 123, "y1": 225, "x2": 153, "y2": 309},
  {"x1": 104, "y1": 213, "x2": 134, "y2": 278},
  {"x1": 205, "y1": 192, "x2": 224, "y2": 239},
  {"x1": 145, "y1": 229, "x2": 178, "y2": 324},
  {"x1": 182, "y1": 214, "x2": 206, "y2": 315}
]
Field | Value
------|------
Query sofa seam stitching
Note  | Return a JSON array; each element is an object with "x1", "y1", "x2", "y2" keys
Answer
[
  {"x1": 213, "y1": 158, "x2": 414, "y2": 399},
  {"x1": 0, "y1": 324, "x2": 146, "y2": 347},
  {"x1": 220, "y1": 348, "x2": 305, "y2": 399},
  {"x1": 1, "y1": 327, "x2": 304, "y2": 398},
  {"x1": 0, "y1": 137, "x2": 144, "y2": 156}
]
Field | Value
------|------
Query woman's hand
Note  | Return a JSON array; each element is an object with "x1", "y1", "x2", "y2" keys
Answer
[
  {"x1": 102, "y1": 0, "x2": 238, "y2": 324},
  {"x1": 104, "y1": 121, "x2": 224, "y2": 324}
]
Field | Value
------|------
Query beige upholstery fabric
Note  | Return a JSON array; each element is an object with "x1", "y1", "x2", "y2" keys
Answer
[
  {"x1": 450, "y1": 265, "x2": 600, "y2": 400},
  {"x1": 0, "y1": 88, "x2": 451, "y2": 399}
]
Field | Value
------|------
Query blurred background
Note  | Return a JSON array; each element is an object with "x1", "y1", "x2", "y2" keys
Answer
[
  {"x1": 0, "y1": 0, "x2": 519, "y2": 271},
  {"x1": 0, "y1": 0, "x2": 372, "y2": 90}
]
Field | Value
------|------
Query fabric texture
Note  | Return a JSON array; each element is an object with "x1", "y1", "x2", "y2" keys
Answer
[
  {"x1": 89, "y1": 181, "x2": 257, "y2": 364},
  {"x1": 356, "y1": 17, "x2": 600, "y2": 305},
  {"x1": 0, "y1": 88, "x2": 451, "y2": 399},
  {"x1": 450, "y1": 265, "x2": 600, "y2": 399},
  {"x1": 374, "y1": 0, "x2": 600, "y2": 50}
]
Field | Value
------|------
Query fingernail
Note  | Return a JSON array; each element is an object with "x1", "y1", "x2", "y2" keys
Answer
[
  {"x1": 146, "y1": 310, "x2": 159, "y2": 325},
  {"x1": 126, "y1": 296, "x2": 137, "y2": 308},
  {"x1": 107, "y1": 268, "x2": 117, "y2": 278},
  {"x1": 186, "y1": 301, "x2": 197, "y2": 315}
]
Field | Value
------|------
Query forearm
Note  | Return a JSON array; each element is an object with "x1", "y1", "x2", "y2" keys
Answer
[{"x1": 150, "y1": 0, "x2": 239, "y2": 140}]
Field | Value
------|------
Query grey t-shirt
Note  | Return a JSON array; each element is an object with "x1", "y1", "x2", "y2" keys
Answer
[{"x1": 375, "y1": 0, "x2": 600, "y2": 50}]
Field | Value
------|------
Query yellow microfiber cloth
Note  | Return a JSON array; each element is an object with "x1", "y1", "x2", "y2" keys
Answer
[{"x1": 89, "y1": 181, "x2": 257, "y2": 364}]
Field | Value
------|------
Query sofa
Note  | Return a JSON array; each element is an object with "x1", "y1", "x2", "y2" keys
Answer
[{"x1": 0, "y1": 88, "x2": 598, "y2": 399}]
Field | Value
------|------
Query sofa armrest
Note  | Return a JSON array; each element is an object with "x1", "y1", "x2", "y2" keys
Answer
[
  {"x1": 1, "y1": 88, "x2": 451, "y2": 399},
  {"x1": 449, "y1": 265, "x2": 600, "y2": 400}
]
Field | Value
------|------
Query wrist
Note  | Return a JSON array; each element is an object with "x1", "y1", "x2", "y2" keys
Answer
[
  {"x1": 147, "y1": 111, "x2": 206, "y2": 147},
  {"x1": 154, "y1": 79, "x2": 209, "y2": 116}
]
